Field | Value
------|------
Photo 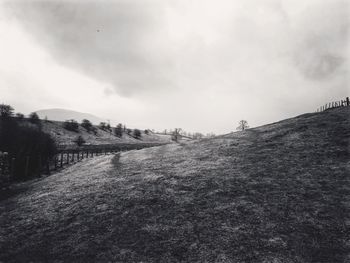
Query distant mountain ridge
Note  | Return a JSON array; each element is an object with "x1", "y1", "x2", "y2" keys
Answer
[{"x1": 35, "y1": 108, "x2": 108, "y2": 125}]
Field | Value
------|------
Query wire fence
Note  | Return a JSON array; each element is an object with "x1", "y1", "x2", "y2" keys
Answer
[
  {"x1": 316, "y1": 97, "x2": 349, "y2": 112},
  {"x1": 0, "y1": 142, "x2": 165, "y2": 185}
]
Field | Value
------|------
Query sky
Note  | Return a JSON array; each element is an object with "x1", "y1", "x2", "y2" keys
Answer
[{"x1": 0, "y1": 0, "x2": 349, "y2": 134}]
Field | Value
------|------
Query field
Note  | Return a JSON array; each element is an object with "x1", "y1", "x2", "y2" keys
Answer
[{"x1": 0, "y1": 107, "x2": 349, "y2": 262}]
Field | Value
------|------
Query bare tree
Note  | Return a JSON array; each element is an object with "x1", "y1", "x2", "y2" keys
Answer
[
  {"x1": 236, "y1": 120, "x2": 249, "y2": 131},
  {"x1": 171, "y1": 128, "x2": 182, "y2": 142}
]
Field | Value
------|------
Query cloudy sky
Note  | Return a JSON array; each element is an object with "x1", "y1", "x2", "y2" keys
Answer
[{"x1": 0, "y1": 0, "x2": 348, "y2": 133}]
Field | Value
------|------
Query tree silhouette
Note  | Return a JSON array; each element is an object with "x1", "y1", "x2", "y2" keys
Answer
[
  {"x1": 171, "y1": 128, "x2": 182, "y2": 142},
  {"x1": 63, "y1": 119, "x2": 79, "y2": 132},
  {"x1": 81, "y1": 119, "x2": 93, "y2": 132},
  {"x1": 236, "y1": 120, "x2": 249, "y2": 131},
  {"x1": 74, "y1": 135, "x2": 86, "y2": 146},
  {"x1": 0, "y1": 104, "x2": 14, "y2": 118},
  {"x1": 133, "y1": 129, "x2": 141, "y2": 139},
  {"x1": 115, "y1": 123, "x2": 123, "y2": 137}
]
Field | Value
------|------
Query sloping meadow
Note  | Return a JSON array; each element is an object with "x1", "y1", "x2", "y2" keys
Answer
[{"x1": 0, "y1": 107, "x2": 349, "y2": 262}]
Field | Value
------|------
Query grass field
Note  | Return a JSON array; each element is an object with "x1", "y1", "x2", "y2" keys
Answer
[{"x1": 0, "y1": 107, "x2": 349, "y2": 262}]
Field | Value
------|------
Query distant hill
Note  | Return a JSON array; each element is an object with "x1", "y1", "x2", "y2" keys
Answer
[{"x1": 35, "y1": 108, "x2": 108, "y2": 125}]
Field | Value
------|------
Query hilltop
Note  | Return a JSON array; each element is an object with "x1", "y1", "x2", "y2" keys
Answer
[
  {"x1": 35, "y1": 108, "x2": 108, "y2": 124},
  {"x1": 0, "y1": 107, "x2": 349, "y2": 262}
]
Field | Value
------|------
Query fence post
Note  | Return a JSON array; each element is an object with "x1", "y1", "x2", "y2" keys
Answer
[
  {"x1": 66, "y1": 152, "x2": 69, "y2": 165},
  {"x1": 10, "y1": 157, "x2": 15, "y2": 179},
  {"x1": 46, "y1": 158, "x2": 50, "y2": 175},
  {"x1": 38, "y1": 156, "x2": 42, "y2": 177},
  {"x1": 24, "y1": 156, "x2": 30, "y2": 178},
  {"x1": 86, "y1": 150, "x2": 89, "y2": 158},
  {"x1": 60, "y1": 153, "x2": 64, "y2": 168},
  {"x1": 347, "y1": 97, "x2": 349, "y2": 106},
  {"x1": 54, "y1": 156, "x2": 58, "y2": 170}
]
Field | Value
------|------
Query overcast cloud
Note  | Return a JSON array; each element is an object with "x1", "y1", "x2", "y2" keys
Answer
[{"x1": 0, "y1": 0, "x2": 348, "y2": 133}]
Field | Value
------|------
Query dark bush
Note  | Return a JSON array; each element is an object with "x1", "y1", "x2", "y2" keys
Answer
[
  {"x1": 29, "y1": 112, "x2": 41, "y2": 128},
  {"x1": 74, "y1": 135, "x2": 86, "y2": 146},
  {"x1": 99, "y1": 122, "x2": 107, "y2": 130},
  {"x1": 81, "y1": 119, "x2": 93, "y2": 132},
  {"x1": 0, "y1": 104, "x2": 14, "y2": 118},
  {"x1": 0, "y1": 116, "x2": 57, "y2": 180},
  {"x1": 15, "y1": 113, "x2": 24, "y2": 120},
  {"x1": 115, "y1": 123, "x2": 123, "y2": 137},
  {"x1": 133, "y1": 129, "x2": 141, "y2": 139},
  {"x1": 63, "y1": 119, "x2": 79, "y2": 132}
]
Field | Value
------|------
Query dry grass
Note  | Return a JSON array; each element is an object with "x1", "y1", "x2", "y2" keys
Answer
[{"x1": 0, "y1": 107, "x2": 349, "y2": 262}]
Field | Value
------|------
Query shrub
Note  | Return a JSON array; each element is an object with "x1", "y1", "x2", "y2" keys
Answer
[
  {"x1": 133, "y1": 129, "x2": 141, "y2": 139},
  {"x1": 74, "y1": 135, "x2": 86, "y2": 146},
  {"x1": 81, "y1": 119, "x2": 93, "y2": 132},
  {"x1": 99, "y1": 122, "x2": 107, "y2": 130},
  {"x1": 115, "y1": 123, "x2": 123, "y2": 137},
  {"x1": 15, "y1": 113, "x2": 24, "y2": 120},
  {"x1": 29, "y1": 112, "x2": 41, "y2": 127},
  {"x1": 63, "y1": 119, "x2": 79, "y2": 132},
  {"x1": 106, "y1": 123, "x2": 111, "y2": 132}
]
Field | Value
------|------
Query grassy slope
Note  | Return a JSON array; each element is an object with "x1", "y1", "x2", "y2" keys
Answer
[
  {"x1": 40, "y1": 120, "x2": 173, "y2": 146},
  {"x1": 0, "y1": 107, "x2": 349, "y2": 262}
]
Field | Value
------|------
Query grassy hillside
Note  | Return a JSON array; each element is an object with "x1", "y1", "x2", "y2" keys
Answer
[
  {"x1": 39, "y1": 120, "x2": 173, "y2": 146},
  {"x1": 0, "y1": 107, "x2": 349, "y2": 262}
]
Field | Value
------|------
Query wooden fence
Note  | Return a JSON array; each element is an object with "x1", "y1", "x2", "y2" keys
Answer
[
  {"x1": 0, "y1": 142, "x2": 165, "y2": 183},
  {"x1": 316, "y1": 97, "x2": 349, "y2": 112}
]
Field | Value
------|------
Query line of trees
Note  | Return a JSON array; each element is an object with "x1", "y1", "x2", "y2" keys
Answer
[
  {"x1": 0, "y1": 104, "x2": 57, "y2": 180},
  {"x1": 62, "y1": 119, "x2": 144, "y2": 145}
]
